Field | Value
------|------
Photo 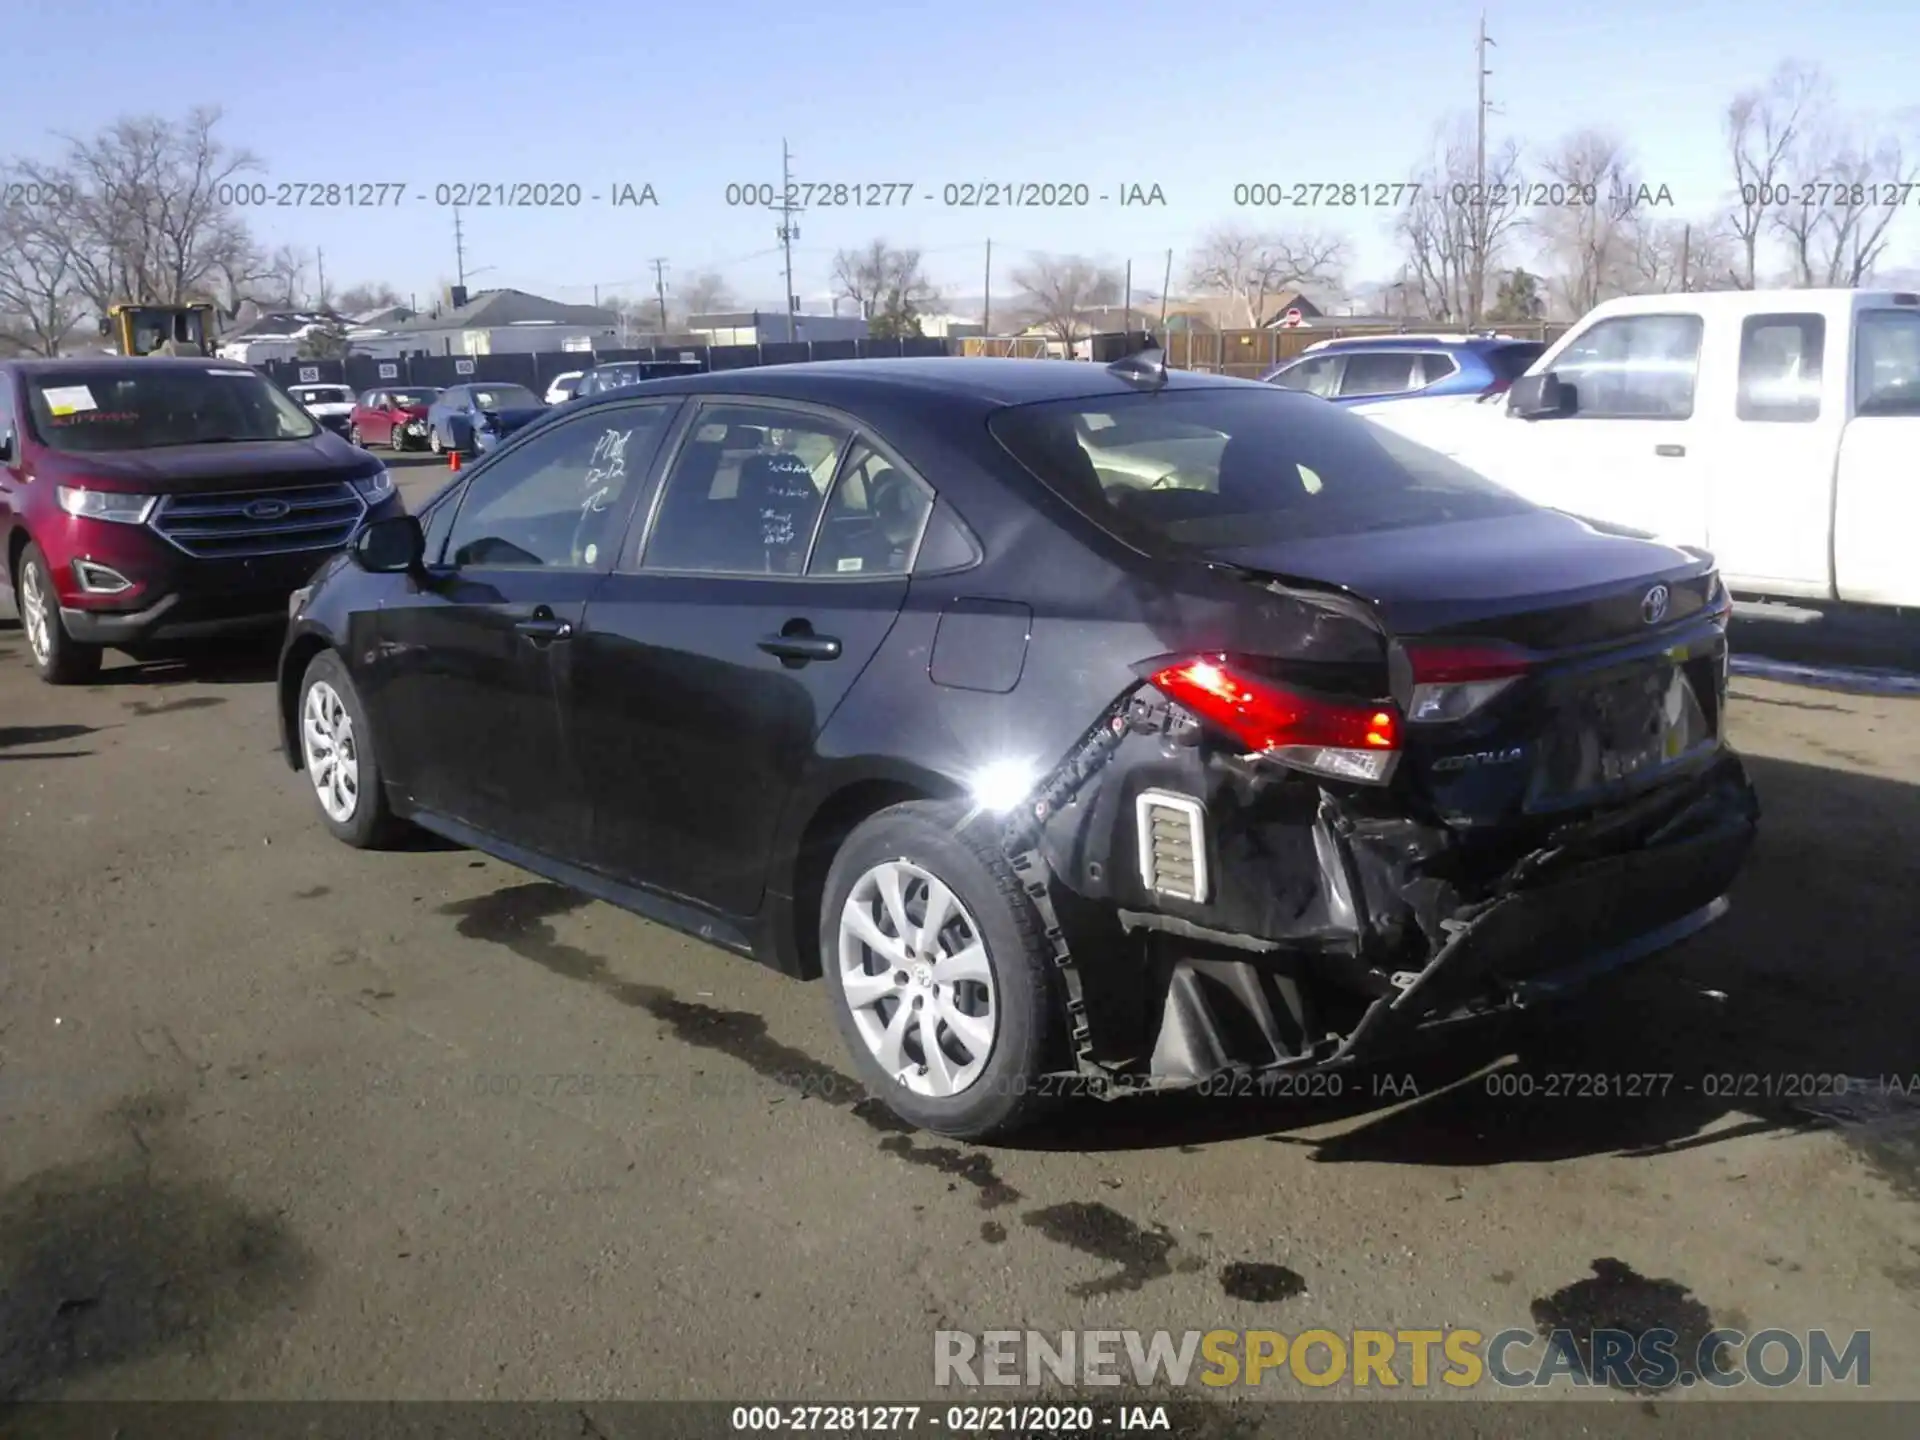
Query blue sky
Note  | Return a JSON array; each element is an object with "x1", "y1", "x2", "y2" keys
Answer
[{"x1": 8, "y1": 0, "x2": 1920, "y2": 311}]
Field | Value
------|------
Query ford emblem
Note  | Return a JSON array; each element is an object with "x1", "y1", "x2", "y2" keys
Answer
[
  {"x1": 245, "y1": 498, "x2": 291, "y2": 521},
  {"x1": 1641, "y1": 583, "x2": 1671, "y2": 624}
]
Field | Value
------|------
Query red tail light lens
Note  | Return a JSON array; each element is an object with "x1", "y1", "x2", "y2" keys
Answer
[
  {"x1": 1147, "y1": 656, "x2": 1400, "y2": 785},
  {"x1": 1404, "y1": 642, "x2": 1533, "y2": 723}
]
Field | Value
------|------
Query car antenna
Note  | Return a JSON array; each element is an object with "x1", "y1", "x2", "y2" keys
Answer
[{"x1": 1106, "y1": 337, "x2": 1167, "y2": 391}]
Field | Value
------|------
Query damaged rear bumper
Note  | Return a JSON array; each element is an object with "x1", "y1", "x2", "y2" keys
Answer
[{"x1": 1027, "y1": 728, "x2": 1760, "y2": 1090}]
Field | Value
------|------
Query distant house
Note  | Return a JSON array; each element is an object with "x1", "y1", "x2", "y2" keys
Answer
[
  {"x1": 1256, "y1": 291, "x2": 1327, "y2": 328},
  {"x1": 384, "y1": 287, "x2": 620, "y2": 357},
  {"x1": 914, "y1": 312, "x2": 985, "y2": 339},
  {"x1": 687, "y1": 311, "x2": 870, "y2": 345}
]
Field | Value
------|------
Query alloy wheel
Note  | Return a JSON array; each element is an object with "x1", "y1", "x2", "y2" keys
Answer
[
  {"x1": 838, "y1": 859, "x2": 996, "y2": 1097},
  {"x1": 19, "y1": 560, "x2": 50, "y2": 665},
  {"x1": 301, "y1": 680, "x2": 360, "y2": 823}
]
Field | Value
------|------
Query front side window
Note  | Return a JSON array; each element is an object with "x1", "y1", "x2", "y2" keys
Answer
[
  {"x1": 444, "y1": 403, "x2": 675, "y2": 569},
  {"x1": 639, "y1": 405, "x2": 850, "y2": 574},
  {"x1": 1550, "y1": 313, "x2": 1704, "y2": 419},
  {"x1": 991, "y1": 387, "x2": 1530, "y2": 554},
  {"x1": 1853, "y1": 308, "x2": 1920, "y2": 416},
  {"x1": 26, "y1": 367, "x2": 318, "y2": 452},
  {"x1": 471, "y1": 385, "x2": 541, "y2": 410}
]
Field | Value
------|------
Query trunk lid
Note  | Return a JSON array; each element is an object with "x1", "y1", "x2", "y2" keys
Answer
[{"x1": 1209, "y1": 511, "x2": 1731, "y2": 827}]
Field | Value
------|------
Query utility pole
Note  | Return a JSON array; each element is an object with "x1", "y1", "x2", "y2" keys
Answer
[
  {"x1": 1471, "y1": 11, "x2": 1496, "y2": 327},
  {"x1": 1160, "y1": 249, "x2": 1172, "y2": 332},
  {"x1": 982, "y1": 240, "x2": 992, "y2": 336},
  {"x1": 651, "y1": 258, "x2": 670, "y2": 332},
  {"x1": 1679, "y1": 223, "x2": 1693, "y2": 292},
  {"x1": 453, "y1": 206, "x2": 468, "y2": 289},
  {"x1": 773, "y1": 139, "x2": 802, "y2": 342},
  {"x1": 1124, "y1": 259, "x2": 1133, "y2": 337},
  {"x1": 593, "y1": 284, "x2": 600, "y2": 306},
  {"x1": 315, "y1": 247, "x2": 326, "y2": 309}
]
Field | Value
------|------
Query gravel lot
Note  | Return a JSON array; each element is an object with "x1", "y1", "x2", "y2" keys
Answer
[{"x1": 2, "y1": 451, "x2": 1916, "y2": 1417}]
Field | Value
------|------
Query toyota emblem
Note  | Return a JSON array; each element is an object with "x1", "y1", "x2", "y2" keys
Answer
[
  {"x1": 245, "y1": 498, "x2": 291, "y2": 521},
  {"x1": 1641, "y1": 583, "x2": 1671, "y2": 624}
]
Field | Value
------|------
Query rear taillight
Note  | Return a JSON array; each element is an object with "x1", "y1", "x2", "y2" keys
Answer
[
  {"x1": 1146, "y1": 655, "x2": 1401, "y2": 785},
  {"x1": 1404, "y1": 643, "x2": 1533, "y2": 723}
]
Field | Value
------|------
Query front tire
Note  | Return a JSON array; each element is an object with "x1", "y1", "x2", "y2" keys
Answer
[
  {"x1": 348, "y1": 423, "x2": 363, "y2": 447},
  {"x1": 429, "y1": 427, "x2": 443, "y2": 455},
  {"x1": 297, "y1": 649, "x2": 404, "y2": 848},
  {"x1": 820, "y1": 801, "x2": 1062, "y2": 1140},
  {"x1": 16, "y1": 542, "x2": 103, "y2": 685}
]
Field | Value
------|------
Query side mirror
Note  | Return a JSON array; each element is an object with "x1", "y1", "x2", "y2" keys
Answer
[
  {"x1": 1508, "y1": 371, "x2": 1576, "y2": 419},
  {"x1": 353, "y1": 513, "x2": 425, "y2": 574}
]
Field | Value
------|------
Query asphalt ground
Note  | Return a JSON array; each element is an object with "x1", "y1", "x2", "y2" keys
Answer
[{"x1": 0, "y1": 449, "x2": 1916, "y2": 1425}]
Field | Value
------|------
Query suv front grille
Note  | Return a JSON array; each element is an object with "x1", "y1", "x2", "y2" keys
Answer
[{"x1": 150, "y1": 482, "x2": 366, "y2": 559}]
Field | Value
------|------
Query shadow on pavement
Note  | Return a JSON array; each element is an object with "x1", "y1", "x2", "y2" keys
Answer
[{"x1": 0, "y1": 1089, "x2": 316, "y2": 1400}]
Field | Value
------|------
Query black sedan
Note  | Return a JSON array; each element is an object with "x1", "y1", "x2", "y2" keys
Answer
[{"x1": 277, "y1": 354, "x2": 1759, "y2": 1139}]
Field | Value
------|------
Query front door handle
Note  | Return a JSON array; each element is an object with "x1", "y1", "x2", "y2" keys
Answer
[
  {"x1": 515, "y1": 613, "x2": 573, "y2": 643},
  {"x1": 758, "y1": 628, "x2": 842, "y2": 664},
  {"x1": 1654, "y1": 443, "x2": 1686, "y2": 457}
]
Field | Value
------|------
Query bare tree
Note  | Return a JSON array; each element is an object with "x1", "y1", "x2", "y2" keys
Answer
[
  {"x1": 0, "y1": 177, "x2": 87, "y2": 354},
  {"x1": 1772, "y1": 117, "x2": 1918, "y2": 287},
  {"x1": 1726, "y1": 61, "x2": 1830, "y2": 288},
  {"x1": 1394, "y1": 122, "x2": 1526, "y2": 322},
  {"x1": 830, "y1": 240, "x2": 940, "y2": 334},
  {"x1": 676, "y1": 270, "x2": 734, "y2": 322},
  {"x1": 1008, "y1": 253, "x2": 1121, "y2": 350},
  {"x1": 1623, "y1": 215, "x2": 1741, "y2": 293},
  {"x1": 1533, "y1": 129, "x2": 1646, "y2": 315},
  {"x1": 44, "y1": 107, "x2": 264, "y2": 316},
  {"x1": 1185, "y1": 225, "x2": 1347, "y2": 326}
]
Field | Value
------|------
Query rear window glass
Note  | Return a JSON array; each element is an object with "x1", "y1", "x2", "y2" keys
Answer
[
  {"x1": 1487, "y1": 343, "x2": 1546, "y2": 381},
  {"x1": 1853, "y1": 309, "x2": 1920, "y2": 416},
  {"x1": 989, "y1": 386, "x2": 1532, "y2": 552},
  {"x1": 27, "y1": 368, "x2": 319, "y2": 452}
]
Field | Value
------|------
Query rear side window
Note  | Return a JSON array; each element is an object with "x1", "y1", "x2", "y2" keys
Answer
[
  {"x1": 1853, "y1": 309, "x2": 1920, "y2": 416},
  {"x1": 1417, "y1": 351, "x2": 1459, "y2": 386},
  {"x1": 1550, "y1": 314, "x2": 1703, "y2": 419},
  {"x1": 1336, "y1": 352, "x2": 1420, "y2": 397},
  {"x1": 990, "y1": 387, "x2": 1531, "y2": 554},
  {"x1": 806, "y1": 440, "x2": 934, "y2": 577},
  {"x1": 1737, "y1": 314, "x2": 1824, "y2": 422}
]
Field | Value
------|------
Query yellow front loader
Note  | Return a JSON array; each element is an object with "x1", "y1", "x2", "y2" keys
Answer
[{"x1": 100, "y1": 303, "x2": 219, "y2": 357}]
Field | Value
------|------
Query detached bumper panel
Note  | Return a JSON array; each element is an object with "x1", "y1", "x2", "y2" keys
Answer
[{"x1": 1142, "y1": 754, "x2": 1759, "y2": 1085}]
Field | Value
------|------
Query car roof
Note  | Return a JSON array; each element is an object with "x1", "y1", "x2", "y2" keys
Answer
[
  {"x1": 4, "y1": 356, "x2": 261, "y2": 377},
  {"x1": 1301, "y1": 334, "x2": 1542, "y2": 352},
  {"x1": 567, "y1": 356, "x2": 1255, "y2": 410}
]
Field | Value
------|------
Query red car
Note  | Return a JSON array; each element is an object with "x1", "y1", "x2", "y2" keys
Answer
[
  {"x1": 348, "y1": 386, "x2": 441, "y2": 451},
  {"x1": 0, "y1": 357, "x2": 404, "y2": 683}
]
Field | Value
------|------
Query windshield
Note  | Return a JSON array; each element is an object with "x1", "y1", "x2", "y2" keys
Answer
[
  {"x1": 28, "y1": 368, "x2": 320, "y2": 452},
  {"x1": 292, "y1": 386, "x2": 351, "y2": 404},
  {"x1": 387, "y1": 388, "x2": 440, "y2": 406},
  {"x1": 989, "y1": 386, "x2": 1533, "y2": 551},
  {"x1": 591, "y1": 365, "x2": 641, "y2": 387},
  {"x1": 472, "y1": 385, "x2": 540, "y2": 409}
]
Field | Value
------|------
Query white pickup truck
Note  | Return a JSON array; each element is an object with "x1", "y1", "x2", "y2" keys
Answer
[{"x1": 1355, "y1": 289, "x2": 1920, "y2": 612}]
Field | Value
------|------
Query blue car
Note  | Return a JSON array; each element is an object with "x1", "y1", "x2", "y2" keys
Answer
[
  {"x1": 426, "y1": 382, "x2": 548, "y2": 457},
  {"x1": 1260, "y1": 334, "x2": 1546, "y2": 405}
]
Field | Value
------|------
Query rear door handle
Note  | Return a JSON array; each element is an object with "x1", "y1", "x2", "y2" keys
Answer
[
  {"x1": 758, "y1": 632, "x2": 842, "y2": 663},
  {"x1": 515, "y1": 615, "x2": 573, "y2": 643},
  {"x1": 1654, "y1": 443, "x2": 1686, "y2": 457}
]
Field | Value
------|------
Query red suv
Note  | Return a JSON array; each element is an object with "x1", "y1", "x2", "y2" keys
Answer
[
  {"x1": 0, "y1": 357, "x2": 405, "y2": 683},
  {"x1": 348, "y1": 386, "x2": 441, "y2": 451}
]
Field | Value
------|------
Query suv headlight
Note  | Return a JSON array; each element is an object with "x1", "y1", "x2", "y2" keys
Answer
[
  {"x1": 351, "y1": 467, "x2": 394, "y2": 503},
  {"x1": 56, "y1": 486, "x2": 156, "y2": 524}
]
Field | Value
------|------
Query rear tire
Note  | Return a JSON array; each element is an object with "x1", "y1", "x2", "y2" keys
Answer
[
  {"x1": 296, "y1": 649, "x2": 405, "y2": 848},
  {"x1": 820, "y1": 801, "x2": 1062, "y2": 1140},
  {"x1": 17, "y1": 543, "x2": 103, "y2": 685}
]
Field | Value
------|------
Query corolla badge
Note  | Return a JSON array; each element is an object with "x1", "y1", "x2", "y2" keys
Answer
[
  {"x1": 1641, "y1": 583, "x2": 1671, "y2": 624},
  {"x1": 244, "y1": 498, "x2": 291, "y2": 520},
  {"x1": 1431, "y1": 746, "x2": 1526, "y2": 773}
]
